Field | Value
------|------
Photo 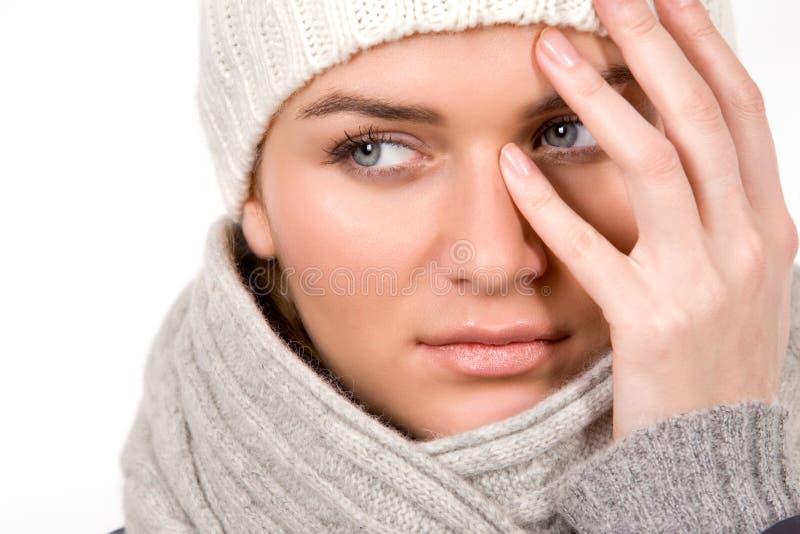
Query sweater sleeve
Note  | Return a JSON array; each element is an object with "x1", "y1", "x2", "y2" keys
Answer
[{"x1": 556, "y1": 399, "x2": 800, "y2": 533}]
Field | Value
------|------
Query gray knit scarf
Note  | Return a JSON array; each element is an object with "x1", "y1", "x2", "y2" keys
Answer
[{"x1": 119, "y1": 215, "x2": 800, "y2": 533}]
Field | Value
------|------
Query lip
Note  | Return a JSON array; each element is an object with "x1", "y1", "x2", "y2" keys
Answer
[
  {"x1": 419, "y1": 320, "x2": 568, "y2": 346},
  {"x1": 420, "y1": 339, "x2": 567, "y2": 378},
  {"x1": 417, "y1": 320, "x2": 569, "y2": 378}
]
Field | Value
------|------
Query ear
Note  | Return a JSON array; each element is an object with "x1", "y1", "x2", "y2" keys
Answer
[{"x1": 241, "y1": 196, "x2": 276, "y2": 259}]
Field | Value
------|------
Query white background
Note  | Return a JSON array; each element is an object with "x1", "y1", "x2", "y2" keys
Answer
[{"x1": 0, "y1": 1, "x2": 798, "y2": 532}]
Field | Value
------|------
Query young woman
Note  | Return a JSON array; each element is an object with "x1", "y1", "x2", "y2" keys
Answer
[{"x1": 116, "y1": 0, "x2": 800, "y2": 532}]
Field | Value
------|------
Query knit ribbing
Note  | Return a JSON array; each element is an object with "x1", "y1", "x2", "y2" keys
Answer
[
  {"x1": 181, "y1": 216, "x2": 615, "y2": 532},
  {"x1": 557, "y1": 401, "x2": 800, "y2": 533},
  {"x1": 196, "y1": 0, "x2": 737, "y2": 223}
]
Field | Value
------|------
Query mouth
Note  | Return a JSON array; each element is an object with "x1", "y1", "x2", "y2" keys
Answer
[
  {"x1": 418, "y1": 335, "x2": 569, "y2": 378},
  {"x1": 419, "y1": 320, "x2": 568, "y2": 346}
]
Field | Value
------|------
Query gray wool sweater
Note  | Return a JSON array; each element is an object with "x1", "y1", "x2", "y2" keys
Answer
[{"x1": 118, "y1": 216, "x2": 800, "y2": 533}]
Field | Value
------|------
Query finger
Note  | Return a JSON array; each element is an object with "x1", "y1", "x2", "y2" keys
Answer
[
  {"x1": 592, "y1": 0, "x2": 751, "y2": 237},
  {"x1": 654, "y1": 0, "x2": 788, "y2": 224},
  {"x1": 534, "y1": 27, "x2": 704, "y2": 251},
  {"x1": 500, "y1": 142, "x2": 634, "y2": 316}
]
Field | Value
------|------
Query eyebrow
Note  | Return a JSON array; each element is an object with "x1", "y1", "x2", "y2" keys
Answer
[{"x1": 295, "y1": 64, "x2": 634, "y2": 125}]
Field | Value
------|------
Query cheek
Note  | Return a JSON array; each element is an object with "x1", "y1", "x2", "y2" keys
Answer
[
  {"x1": 264, "y1": 144, "x2": 448, "y2": 278},
  {"x1": 542, "y1": 162, "x2": 639, "y2": 255},
  {"x1": 262, "y1": 161, "x2": 442, "y2": 354},
  {"x1": 267, "y1": 173, "x2": 432, "y2": 276}
]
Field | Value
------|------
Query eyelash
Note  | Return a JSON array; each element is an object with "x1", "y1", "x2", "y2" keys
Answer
[
  {"x1": 323, "y1": 117, "x2": 595, "y2": 178},
  {"x1": 322, "y1": 124, "x2": 426, "y2": 179}
]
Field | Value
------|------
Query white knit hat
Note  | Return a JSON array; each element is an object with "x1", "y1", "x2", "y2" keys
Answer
[{"x1": 197, "y1": 0, "x2": 737, "y2": 223}]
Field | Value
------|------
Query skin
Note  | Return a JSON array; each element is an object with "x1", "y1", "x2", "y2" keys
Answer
[{"x1": 242, "y1": 0, "x2": 799, "y2": 441}]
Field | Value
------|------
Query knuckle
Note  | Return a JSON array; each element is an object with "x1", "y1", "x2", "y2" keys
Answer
[
  {"x1": 637, "y1": 140, "x2": 681, "y2": 181},
  {"x1": 787, "y1": 226, "x2": 800, "y2": 261},
  {"x1": 680, "y1": 85, "x2": 723, "y2": 127},
  {"x1": 729, "y1": 78, "x2": 767, "y2": 119},
  {"x1": 525, "y1": 186, "x2": 557, "y2": 215},
  {"x1": 737, "y1": 227, "x2": 769, "y2": 283},
  {"x1": 566, "y1": 221, "x2": 600, "y2": 259},
  {"x1": 789, "y1": 222, "x2": 800, "y2": 259},
  {"x1": 683, "y1": 19, "x2": 719, "y2": 44},
  {"x1": 622, "y1": 8, "x2": 661, "y2": 38},
  {"x1": 780, "y1": 212, "x2": 800, "y2": 261},
  {"x1": 574, "y1": 71, "x2": 606, "y2": 99}
]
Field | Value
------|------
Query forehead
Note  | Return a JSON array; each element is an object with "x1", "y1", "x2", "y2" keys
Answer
[{"x1": 283, "y1": 24, "x2": 623, "y2": 119}]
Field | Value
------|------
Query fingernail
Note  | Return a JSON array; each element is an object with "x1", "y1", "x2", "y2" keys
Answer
[
  {"x1": 670, "y1": 0, "x2": 696, "y2": 6},
  {"x1": 501, "y1": 143, "x2": 534, "y2": 179},
  {"x1": 538, "y1": 27, "x2": 580, "y2": 68}
]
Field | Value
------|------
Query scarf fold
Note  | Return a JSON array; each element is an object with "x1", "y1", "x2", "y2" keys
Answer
[{"x1": 120, "y1": 215, "x2": 796, "y2": 532}]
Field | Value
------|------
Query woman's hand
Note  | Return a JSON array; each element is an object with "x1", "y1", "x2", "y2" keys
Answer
[{"x1": 498, "y1": 0, "x2": 799, "y2": 440}]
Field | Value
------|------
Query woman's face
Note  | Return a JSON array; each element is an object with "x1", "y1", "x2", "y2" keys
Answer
[{"x1": 243, "y1": 23, "x2": 659, "y2": 439}]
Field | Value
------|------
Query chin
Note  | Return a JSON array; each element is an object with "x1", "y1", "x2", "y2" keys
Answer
[{"x1": 414, "y1": 379, "x2": 558, "y2": 439}]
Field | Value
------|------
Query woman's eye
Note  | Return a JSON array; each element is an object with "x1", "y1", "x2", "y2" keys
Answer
[
  {"x1": 323, "y1": 126, "x2": 425, "y2": 178},
  {"x1": 351, "y1": 141, "x2": 415, "y2": 168},
  {"x1": 538, "y1": 118, "x2": 597, "y2": 149}
]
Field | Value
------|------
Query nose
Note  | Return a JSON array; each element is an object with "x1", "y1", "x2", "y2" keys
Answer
[{"x1": 443, "y1": 145, "x2": 549, "y2": 296}]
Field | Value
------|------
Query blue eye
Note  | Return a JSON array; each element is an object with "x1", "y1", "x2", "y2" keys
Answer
[
  {"x1": 323, "y1": 124, "x2": 424, "y2": 178},
  {"x1": 536, "y1": 115, "x2": 597, "y2": 149},
  {"x1": 349, "y1": 139, "x2": 415, "y2": 168}
]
